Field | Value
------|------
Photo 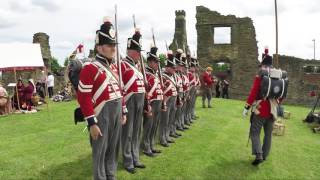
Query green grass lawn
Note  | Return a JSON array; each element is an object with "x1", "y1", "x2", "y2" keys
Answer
[{"x1": 1, "y1": 98, "x2": 320, "y2": 180}]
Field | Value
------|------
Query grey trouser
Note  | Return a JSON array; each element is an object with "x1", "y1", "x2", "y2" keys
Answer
[
  {"x1": 174, "y1": 92, "x2": 184, "y2": 130},
  {"x1": 250, "y1": 114, "x2": 274, "y2": 158},
  {"x1": 142, "y1": 100, "x2": 162, "y2": 153},
  {"x1": 168, "y1": 96, "x2": 178, "y2": 136},
  {"x1": 202, "y1": 87, "x2": 212, "y2": 104},
  {"x1": 122, "y1": 93, "x2": 145, "y2": 169},
  {"x1": 191, "y1": 88, "x2": 197, "y2": 118},
  {"x1": 175, "y1": 105, "x2": 183, "y2": 129},
  {"x1": 187, "y1": 86, "x2": 197, "y2": 122},
  {"x1": 186, "y1": 88, "x2": 194, "y2": 124},
  {"x1": 181, "y1": 98, "x2": 187, "y2": 127},
  {"x1": 159, "y1": 96, "x2": 176, "y2": 144},
  {"x1": 91, "y1": 99, "x2": 122, "y2": 180}
]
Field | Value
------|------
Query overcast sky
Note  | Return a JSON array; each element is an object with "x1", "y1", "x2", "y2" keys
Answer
[{"x1": 0, "y1": 0, "x2": 319, "y2": 65}]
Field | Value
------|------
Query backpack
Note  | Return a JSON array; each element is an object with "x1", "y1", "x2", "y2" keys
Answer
[
  {"x1": 67, "y1": 58, "x2": 91, "y2": 91},
  {"x1": 259, "y1": 68, "x2": 289, "y2": 99},
  {"x1": 67, "y1": 58, "x2": 91, "y2": 125}
]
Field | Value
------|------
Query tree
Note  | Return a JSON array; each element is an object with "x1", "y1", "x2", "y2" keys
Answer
[
  {"x1": 158, "y1": 53, "x2": 166, "y2": 68},
  {"x1": 63, "y1": 57, "x2": 69, "y2": 67},
  {"x1": 49, "y1": 57, "x2": 63, "y2": 75}
]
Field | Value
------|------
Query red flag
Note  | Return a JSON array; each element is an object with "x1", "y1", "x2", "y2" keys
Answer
[{"x1": 77, "y1": 44, "x2": 84, "y2": 53}]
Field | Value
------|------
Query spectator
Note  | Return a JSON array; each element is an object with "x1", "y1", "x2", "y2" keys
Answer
[
  {"x1": 13, "y1": 79, "x2": 25, "y2": 109},
  {"x1": 0, "y1": 83, "x2": 10, "y2": 115},
  {"x1": 215, "y1": 79, "x2": 221, "y2": 98},
  {"x1": 201, "y1": 67, "x2": 214, "y2": 108},
  {"x1": 24, "y1": 79, "x2": 36, "y2": 111},
  {"x1": 222, "y1": 79, "x2": 229, "y2": 99},
  {"x1": 36, "y1": 81, "x2": 45, "y2": 99},
  {"x1": 47, "y1": 72, "x2": 54, "y2": 98}
]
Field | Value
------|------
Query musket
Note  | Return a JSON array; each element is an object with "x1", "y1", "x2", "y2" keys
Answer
[
  {"x1": 115, "y1": 5, "x2": 122, "y2": 89},
  {"x1": 152, "y1": 28, "x2": 166, "y2": 110},
  {"x1": 151, "y1": 28, "x2": 164, "y2": 89},
  {"x1": 183, "y1": 44, "x2": 190, "y2": 74},
  {"x1": 191, "y1": 50, "x2": 205, "y2": 72},
  {"x1": 133, "y1": 14, "x2": 151, "y2": 114},
  {"x1": 165, "y1": 41, "x2": 169, "y2": 51},
  {"x1": 132, "y1": 14, "x2": 148, "y2": 87}
]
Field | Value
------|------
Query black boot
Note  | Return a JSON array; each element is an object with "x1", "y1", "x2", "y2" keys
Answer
[
  {"x1": 252, "y1": 154, "x2": 263, "y2": 166},
  {"x1": 125, "y1": 167, "x2": 136, "y2": 174},
  {"x1": 252, "y1": 159, "x2": 263, "y2": 166}
]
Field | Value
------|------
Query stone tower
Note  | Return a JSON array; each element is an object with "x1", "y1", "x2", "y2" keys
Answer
[
  {"x1": 169, "y1": 10, "x2": 190, "y2": 54},
  {"x1": 33, "y1": 32, "x2": 52, "y2": 69},
  {"x1": 196, "y1": 6, "x2": 259, "y2": 100}
]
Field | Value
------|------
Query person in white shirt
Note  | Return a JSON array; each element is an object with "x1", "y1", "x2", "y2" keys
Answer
[{"x1": 47, "y1": 72, "x2": 54, "y2": 98}]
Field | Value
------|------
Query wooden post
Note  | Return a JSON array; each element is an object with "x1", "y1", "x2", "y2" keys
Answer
[
  {"x1": 313, "y1": 39, "x2": 316, "y2": 60},
  {"x1": 13, "y1": 68, "x2": 21, "y2": 111},
  {"x1": 275, "y1": 0, "x2": 279, "y2": 68}
]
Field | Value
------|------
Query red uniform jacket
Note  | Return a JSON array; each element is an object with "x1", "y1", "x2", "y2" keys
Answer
[
  {"x1": 121, "y1": 56, "x2": 145, "y2": 102},
  {"x1": 162, "y1": 72, "x2": 177, "y2": 97},
  {"x1": 145, "y1": 67, "x2": 163, "y2": 102},
  {"x1": 202, "y1": 71, "x2": 213, "y2": 88},
  {"x1": 246, "y1": 75, "x2": 271, "y2": 119},
  {"x1": 77, "y1": 56, "x2": 126, "y2": 122},
  {"x1": 188, "y1": 71, "x2": 196, "y2": 87},
  {"x1": 175, "y1": 72, "x2": 183, "y2": 93},
  {"x1": 195, "y1": 73, "x2": 201, "y2": 87},
  {"x1": 182, "y1": 73, "x2": 190, "y2": 92}
]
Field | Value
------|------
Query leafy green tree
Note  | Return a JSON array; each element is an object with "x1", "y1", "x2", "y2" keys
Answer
[
  {"x1": 158, "y1": 53, "x2": 166, "y2": 68},
  {"x1": 63, "y1": 57, "x2": 69, "y2": 67},
  {"x1": 49, "y1": 57, "x2": 63, "y2": 75}
]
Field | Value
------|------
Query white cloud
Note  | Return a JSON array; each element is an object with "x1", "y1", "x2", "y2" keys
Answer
[
  {"x1": 53, "y1": 41, "x2": 74, "y2": 49},
  {"x1": 31, "y1": 0, "x2": 62, "y2": 12},
  {"x1": 0, "y1": 17, "x2": 16, "y2": 28}
]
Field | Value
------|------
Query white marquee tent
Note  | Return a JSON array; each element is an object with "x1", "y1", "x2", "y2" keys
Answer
[
  {"x1": 0, "y1": 43, "x2": 44, "y2": 71},
  {"x1": 0, "y1": 43, "x2": 46, "y2": 112}
]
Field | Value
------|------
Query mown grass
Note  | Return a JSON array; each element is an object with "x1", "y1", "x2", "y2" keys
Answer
[{"x1": 0, "y1": 98, "x2": 319, "y2": 180}]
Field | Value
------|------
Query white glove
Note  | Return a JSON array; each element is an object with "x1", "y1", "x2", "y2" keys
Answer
[{"x1": 242, "y1": 108, "x2": 249, "y2": 117}]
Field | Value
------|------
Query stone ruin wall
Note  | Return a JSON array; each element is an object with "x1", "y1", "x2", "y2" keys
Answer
[
  {"x1": 195, "y1": 6, "x2": 320, "y2": 106},
  {"x1": 196, "y1": 6, "x2": 259, "y2": 101}
]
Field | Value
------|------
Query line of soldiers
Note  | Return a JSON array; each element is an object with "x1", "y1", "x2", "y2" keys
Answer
[{"x1": 77, "y1": 17, "x2": 201, "y2": 180}]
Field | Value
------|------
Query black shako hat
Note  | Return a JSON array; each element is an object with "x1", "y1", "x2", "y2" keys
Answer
[
  {"x1": 95, "y1": 16, "x2": 116, "y2": 45},
  {"x1": 127, "y1": 28, "x2": 142, "y2": 51}
]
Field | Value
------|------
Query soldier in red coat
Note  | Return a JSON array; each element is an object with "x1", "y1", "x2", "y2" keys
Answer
[
  {"x1": 121, "y1": 28, "x2": 146, "y2": 173},
  {"x1": 201, "y1": 66, "x2": 214, "y2": 108},
  {"x1": 243, "y1": 48, "x2": 279, "y2": 166},
  {"x1": 141, "y1": 45, "x2": 164, "y2": 157},
  {"x1": 168, "y1": 49, "x2": 184, "y2": 138},
  {"x1": 192, "y1": 58, "x2": 201, "y2": 119},
  {"x1": 159, "y1": 50, "x2": 177, "y2": 147},
  {"x1": 77, "y1": 17, "x2": 127, "y2": 180},
  {"x1": 178, "y1": 53, "x2": 190, "y2": 130},
  {"x1": 186, "y1": 56, "x2": 199, "y2": 124}
]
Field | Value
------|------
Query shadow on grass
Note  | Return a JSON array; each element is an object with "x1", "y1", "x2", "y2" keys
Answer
[
  {"x1": 39, "y1": 155, "x2": 92, "y2": 180},
  {"x1": 203, "y1": 159, "x2": 260, "y2": 180}
]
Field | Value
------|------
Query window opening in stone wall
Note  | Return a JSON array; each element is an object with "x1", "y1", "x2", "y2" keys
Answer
[
  {"x1": 212, "y1": 62, "x2": 231, "y2": 79},
  {"x1": 213, "y1": 27, "x2": 231, "y2": 44},
  {"x1": 303, "y1": 65, "x2": 320, "y2": 74}
]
